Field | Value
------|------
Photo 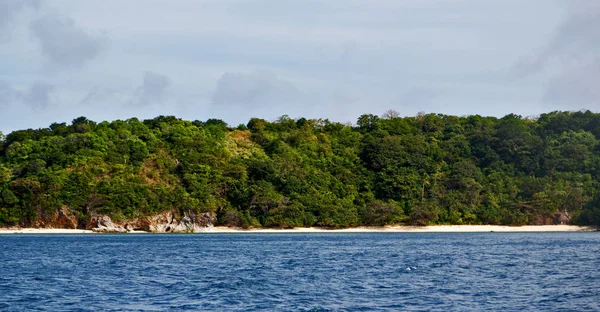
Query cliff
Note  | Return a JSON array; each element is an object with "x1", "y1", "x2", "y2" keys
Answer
[{"x1": 32, "y1": 207, "x2": 216, "y2": 233}]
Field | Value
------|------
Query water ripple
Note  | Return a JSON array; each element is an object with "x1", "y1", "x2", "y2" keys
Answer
[{"x1": 0, "y1": 233, "x2": 599, "y2": 311}]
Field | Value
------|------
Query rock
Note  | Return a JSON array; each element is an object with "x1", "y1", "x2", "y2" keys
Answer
[
  {"x1": 32, "y1": 206, "x2": 78, "y2": 229},
  {"x1": 136, "y1": 218, "x2": 152, "y2": 232},
  {"x1": 86, "y1": 210, "x2": 216, "y2": 233},
  {"x1": 553, "y1": 212, "x2": 571, "y2": 225},
  {"x1": 55, "y1": 206, "x2": 79, "y2": 229},
  {"x1": 27, "y1": 207, "x2": 214, "y2": 233},
  {"x1": 92, "y1": 215, "x2": 127, "y2": 233},
  {"x1": 133, "y1": 210, "x2": 216, "y2": 233}
]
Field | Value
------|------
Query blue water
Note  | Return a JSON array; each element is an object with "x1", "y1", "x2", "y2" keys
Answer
[{"x1": 1, "y1": 233, "x2": 599, "y2": 311}]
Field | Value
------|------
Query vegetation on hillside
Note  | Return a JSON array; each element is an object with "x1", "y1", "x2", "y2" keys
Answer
[{"x1": 1, "y1": 111, "x2": 600, "y2": 228}]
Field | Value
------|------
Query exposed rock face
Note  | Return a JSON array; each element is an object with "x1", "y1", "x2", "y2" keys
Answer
[
  {"x1": 33, "y1": 206, "x2": 79, "y2": 229},
  {"x1": 92, "y1": 215, "x2": 128, "y2": 233},
  {"x1": 91, "y1": 210, "x2": 216, "y2": 233},
  {"x1": 553, "y1": 211, "x2": 571, "y2": 225},
  {"x1": 56, "y1": 206, "x2": 79, "y2": 229},
  {"x1": 529, "y1": 211, "x2": 572, "y2": 225}
]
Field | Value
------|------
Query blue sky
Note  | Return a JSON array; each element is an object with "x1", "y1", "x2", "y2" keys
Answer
[{"x1": 0, "y1": 0, "x2": 598, "y2": 133}]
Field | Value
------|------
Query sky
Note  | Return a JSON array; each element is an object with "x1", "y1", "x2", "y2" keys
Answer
[{"x1": 0, "y1": 0, "x2": 598, "y2": 133}]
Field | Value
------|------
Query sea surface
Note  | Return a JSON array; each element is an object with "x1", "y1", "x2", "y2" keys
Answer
[{"x1": 0, "y1": 233, "x2": 599, "y2": 311}]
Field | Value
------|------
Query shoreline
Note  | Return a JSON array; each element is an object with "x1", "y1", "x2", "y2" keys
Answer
[{"x1": 0, "y1": 225, "x2": 596, "y2": 234}]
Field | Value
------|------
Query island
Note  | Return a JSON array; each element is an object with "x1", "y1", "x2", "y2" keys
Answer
[{"x1": 1, "y1": 111, "x2": 600, "y2": 233}]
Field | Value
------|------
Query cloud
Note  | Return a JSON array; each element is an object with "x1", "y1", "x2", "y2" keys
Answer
[
  {"x1": 354, "y1": 86, "x2": 442, "y2": 117},
  {"x1": 23, "y1": 82, "x2": 54, "y2": 109},
  {"x1": 332, "y1": 91, "x2": 360, "y2": 107},
  {"x1": 514, "y1": 1, "x2": 600, "y2": 74},
  {"x1": 212, "y1": 70, "x2": 300, "y2": 107},
  {"x1": 79, "y1": 87, "x2": 129, "y2": 106},
  {"x1": 133, "y1": 71, "x2": 171, "y2": 106},
  {"x1": 30, "y1": 13, "x2": 105, "y2": 68},
  {"x1": 0, "y1": 0, "x2": 38, "y2": 41},
  {"x1": 543, "y1": 58, "x2": 600, "y2": 108},
  {"x1": 340, "y1": 40, "x2": 359, "y2": 62},
  {"x1": 544, "y1": 2, "x2": 600, "y2": 66},
  {"x1": 0, "y1": 80, "x2": 22, "y2": 108},
  {"x1": 397, "y1": 87, "x2": 440, "y2": 110},
  {"x1": 79, "y1": 72, "x2": 171, "y2": 108},
  {"x1": 0, "y1": 80, "x2": 54, "y2": 110},
  {"x1": 514, "y1": 1, "x2": 600, "y2": 107}
]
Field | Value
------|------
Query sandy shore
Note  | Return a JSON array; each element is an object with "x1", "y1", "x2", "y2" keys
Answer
[
  {"x1": 0, "y1": 228, "x2": 94, "y2": 234},
  {"x1": 0, "y1": 225, "x2": 596, "y2": 234},
  {"x1": 206, "y1": 225, "x2": 596, "y2": 233}
]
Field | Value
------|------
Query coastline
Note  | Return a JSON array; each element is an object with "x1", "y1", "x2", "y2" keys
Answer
[
  {"x1": 0, "y1": 225, "x2": 596, "y2": 234},
  {"x1": 207, "y1": 225, "x2": 597, "y2": 233}
]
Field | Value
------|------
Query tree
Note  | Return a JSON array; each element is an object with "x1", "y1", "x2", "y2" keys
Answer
[
  {"x1": 356, "y1": 114, "x2": 380, "y2": 132},
  {"x1": 1, "y1": 111, "x2": 599, "y2": 228},
  {"x1": 382, "y1": 109, "x2": 400, "y2": 119}
]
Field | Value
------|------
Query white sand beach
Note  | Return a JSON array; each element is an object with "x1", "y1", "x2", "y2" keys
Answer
[
  {"x1": 1, "y1": 225, "x2": 595, "y2": 234},
  {"x1": 0, "y1": 228, "x2": 94, "y2": 234},
  {"x1": 206, "y1": 225, "x2": 596, "y2": 233}
]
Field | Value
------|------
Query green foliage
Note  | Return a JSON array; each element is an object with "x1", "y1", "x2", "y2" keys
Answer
[{"x1": 1, "y1": 111, "x2": 600, "y2": 227}]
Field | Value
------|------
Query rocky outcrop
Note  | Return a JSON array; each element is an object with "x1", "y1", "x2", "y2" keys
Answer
[
  {"x1": 55, "y1": 206, "x2": 79, "y2": 229},
  {"x1": 91, "y1": 215, "x2": 128, "y2": 233},
  {"x1": 33, "y1": 206, "x2": 79, "y2": 229},
  {"x1": 90, "y1": 210, "x2": 216, "y2": 233},
  {"x1": 553, "y1": 211, "x2": 571, "y2": 225},
  {"x1": 530, "y1": 211, "x2": 572, "y2": 225}
]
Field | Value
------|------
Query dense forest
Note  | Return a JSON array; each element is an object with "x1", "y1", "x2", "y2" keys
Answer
[{"x1": 1, "y1": 110, "x2": 600, "y2": 228}]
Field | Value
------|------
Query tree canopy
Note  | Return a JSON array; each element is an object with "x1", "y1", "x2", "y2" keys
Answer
[{"x1": 1, "y1": 111, "x2": 600, "y2": 228}]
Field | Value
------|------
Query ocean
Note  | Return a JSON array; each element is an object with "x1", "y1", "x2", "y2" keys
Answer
[{"x1": 1, "y1": 233, "x2": 599, "y2": 311}]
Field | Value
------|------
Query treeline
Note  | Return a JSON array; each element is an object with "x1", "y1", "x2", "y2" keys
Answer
[{"x1": 1, "y1": 111, "x2": 600, "y2": 228}]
